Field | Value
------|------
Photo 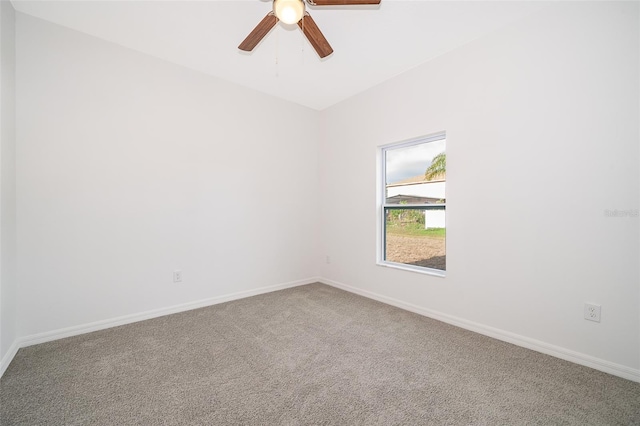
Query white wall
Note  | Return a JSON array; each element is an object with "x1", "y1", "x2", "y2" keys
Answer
[
  {"x1": 15, "y1": 13, "x2": 320, "y2": 337},
  {"x1": 0, "y1": 0, "x2": 17, "y2": 367},
  {"x1": 320, "y1": 1, "x2": 639, "y2": 373}
]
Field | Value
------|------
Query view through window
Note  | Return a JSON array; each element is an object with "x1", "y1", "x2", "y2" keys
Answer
[{"x1": 381, "y1": 134, "x2": 446, "y2": 273}]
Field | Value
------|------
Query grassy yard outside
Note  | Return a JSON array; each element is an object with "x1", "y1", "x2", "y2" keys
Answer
[
  {"x1": 386, "y1": 222, "x2": 445, "y2": 238},
  {"x1": 385, "y1": 212, "x2": 446, "y2": 270}
]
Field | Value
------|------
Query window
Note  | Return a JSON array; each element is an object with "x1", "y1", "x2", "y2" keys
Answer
[{"x1": 378, "y1": 133, "x2": 446, "y2": 276}]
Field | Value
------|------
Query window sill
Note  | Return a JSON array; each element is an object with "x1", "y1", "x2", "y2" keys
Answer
[{"x1": 376, "y1": 261, "x2": 446, "y2": 278}]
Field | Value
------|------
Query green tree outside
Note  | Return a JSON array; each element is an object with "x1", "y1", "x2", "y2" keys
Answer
[{"x1": 425, "y1": 152, "x2": 446, "y2": 181}]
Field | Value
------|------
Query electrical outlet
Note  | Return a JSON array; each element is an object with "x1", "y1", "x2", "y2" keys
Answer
[
  {"x1": 173, "y1": 270, "x2": 182, "y2": 283},
  {"x1": 326, "y1": 255, "x2": 331, "y2": 264},
  {"x1": 584, "y1": 303, "x2": 601, "y2": 322}
]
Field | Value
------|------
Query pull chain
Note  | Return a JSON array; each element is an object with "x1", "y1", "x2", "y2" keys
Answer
[{"x1": 275, "y1": 25, "x2": 279, "y2": 77}]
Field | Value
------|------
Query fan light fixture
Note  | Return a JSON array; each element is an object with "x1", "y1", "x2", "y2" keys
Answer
[
  {"x1": 239, "y1": 0, "x2": 381, "y2": 59},
  {"x1": 273, "y1": 0, "x2": 305, "y2": 25}
]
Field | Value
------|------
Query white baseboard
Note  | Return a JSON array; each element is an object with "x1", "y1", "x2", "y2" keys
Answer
[
  {"x1": 4, "y1": 276, "x2": 638, "y2": 384},
  {"x1": 0, "y1": 276, "x2": 319, "y2": 379},
  {"x1": 0, "y1": 340, "x2": 20, "y2": 378},
  {"x1": 320, "y1": 277, "x2": 640, "y2": 383}
]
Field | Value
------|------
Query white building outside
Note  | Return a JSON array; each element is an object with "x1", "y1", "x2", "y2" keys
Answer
[{"x1": 386, "y1": 177, "x2": 445, "y2": 229}]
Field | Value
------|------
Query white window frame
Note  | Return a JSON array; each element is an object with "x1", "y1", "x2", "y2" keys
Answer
[{"x1": 377, "y1": 132, "x2": 446, "y2": 277}]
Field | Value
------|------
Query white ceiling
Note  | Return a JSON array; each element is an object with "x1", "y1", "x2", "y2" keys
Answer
[{"x1": 11, "y1": 0, "x2": 548, "y2": 110}]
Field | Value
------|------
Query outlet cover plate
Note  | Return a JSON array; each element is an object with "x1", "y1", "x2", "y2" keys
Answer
[{"x1": 584, "y1": 303, "x2": 601, "y2": 322}]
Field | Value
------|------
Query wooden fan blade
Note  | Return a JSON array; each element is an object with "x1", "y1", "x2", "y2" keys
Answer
[
  {"x1": 297, "y1": 13, "x2": 333, "y2": 58},
  {"x1": 238, "y1": 13, "x2": 278, "y2": 52},
  {"x1": 309, "y1": 0, "x2": 380, "y2": 5}
]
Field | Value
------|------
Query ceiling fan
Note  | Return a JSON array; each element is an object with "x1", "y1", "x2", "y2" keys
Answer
[{"x1": 239, "y1": 0, "x2": 381, "y2": 59}]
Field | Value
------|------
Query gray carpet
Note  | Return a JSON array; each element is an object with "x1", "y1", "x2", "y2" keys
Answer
[{"x1": 1, "y1": 283, "x2": 639, "y2": 425}]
